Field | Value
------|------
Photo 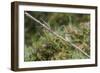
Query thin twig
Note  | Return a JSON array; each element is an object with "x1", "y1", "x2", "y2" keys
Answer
[
  {"x1": 25, "y1": 12, "x2": 90, "y2": 58},
  {"x1": 40, "y1": 18, "x2": 50, "y2": 28}
]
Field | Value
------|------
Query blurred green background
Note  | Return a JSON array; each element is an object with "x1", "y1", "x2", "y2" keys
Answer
[{"x1": 24, "y1": 11, "x2": 90, "y2": 61}]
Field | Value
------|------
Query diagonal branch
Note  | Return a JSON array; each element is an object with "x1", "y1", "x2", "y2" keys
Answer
[{"x1": 25, "y1": 12, "x2": 90, "y2": 58}]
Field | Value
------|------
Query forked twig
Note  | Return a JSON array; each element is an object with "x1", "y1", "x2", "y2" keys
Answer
[
  {"x1": 40, "y1": 18, "x2": 50, "y2": 28},
  {"x1": 25, "y1": 12, "x2": 90, "y2": 58}
]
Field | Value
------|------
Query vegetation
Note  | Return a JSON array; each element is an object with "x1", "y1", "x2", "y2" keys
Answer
[{"x1": 24, "y1": 11, "x2": 90, "y2": 61}]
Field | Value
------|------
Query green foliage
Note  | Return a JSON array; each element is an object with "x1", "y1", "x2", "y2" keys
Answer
[{"x1": 24, "y1": 11, "x2": 90, "y2": 61}]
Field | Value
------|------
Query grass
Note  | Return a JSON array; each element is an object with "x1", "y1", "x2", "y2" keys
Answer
[{"x1": 24, "y1": 23, "x2": 90, "y2": 61}]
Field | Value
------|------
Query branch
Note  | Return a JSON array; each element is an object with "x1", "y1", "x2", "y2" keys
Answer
[{"x1": 25, "y1": 12, "x2": 90, "y2": 58}]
